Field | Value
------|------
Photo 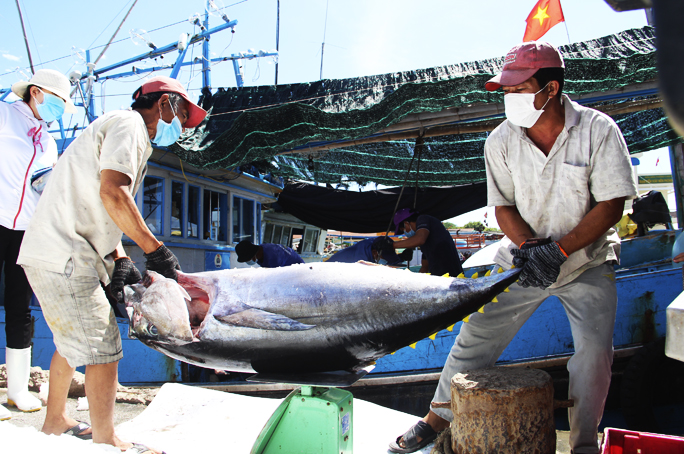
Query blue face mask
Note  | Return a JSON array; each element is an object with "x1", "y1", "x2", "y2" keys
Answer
[
  {"x1": 153, "y1": 101, "x2": 182, "y2": 147},
  {"x1": 404, "y1": 227, "x2": 416, "y2": 238},
  {"x1": 34, "y1": 90, "x2": 65, "y2": 123},
  {"x1": 377, "y1": 258, "x2": 388, "y2": 266},
  {"x1": 245, "y1": 260, "x2": 256, "y2": 266}
]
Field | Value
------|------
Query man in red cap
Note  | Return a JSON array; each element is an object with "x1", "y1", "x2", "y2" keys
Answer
[
  {"x1": 390, "y1": 42, "x2": 636, "y2": 454},
  {"x1": 18, "y1": 76, "x2": 206, "y2": 453}
]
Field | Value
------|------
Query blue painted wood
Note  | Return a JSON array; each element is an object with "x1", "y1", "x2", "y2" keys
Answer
[
  {"x1": 1, "y1": 231, "x2": 679, "y2": 383},
  {"x1": 204, "y1": 251, "x2": 232, "y2": 271},
  {"x1": 373, "y1": 233, "x2": 682, "y2": 375},
  {"x1": 0, "y1": 308, "x2": 181, "y2": 384}
]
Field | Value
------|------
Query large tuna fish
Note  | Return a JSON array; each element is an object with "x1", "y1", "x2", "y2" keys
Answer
[{"x1": 124, "y1": 262, "x2": 520, "y2": 380}]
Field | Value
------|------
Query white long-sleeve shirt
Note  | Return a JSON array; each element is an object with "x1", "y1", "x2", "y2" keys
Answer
[{"x1": 0, "y1": 101, "x2": 58, "y2": 231}]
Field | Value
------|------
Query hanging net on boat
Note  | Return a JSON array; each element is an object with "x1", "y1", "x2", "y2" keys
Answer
[{"x1": 172, "y1": 26, "x2": 681, "y2": 187}]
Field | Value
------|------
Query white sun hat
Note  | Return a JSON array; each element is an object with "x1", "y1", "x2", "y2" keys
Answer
[{"x1": 11, "y1": 69, "x2": 77, "y2": 113}]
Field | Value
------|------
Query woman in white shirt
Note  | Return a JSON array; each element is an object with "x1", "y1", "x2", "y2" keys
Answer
[{"x1": 0, "y1": 69, "x2": 75, "y2": 421}]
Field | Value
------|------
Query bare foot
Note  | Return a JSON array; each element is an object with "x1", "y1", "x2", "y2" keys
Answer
[
  {"x1": 41, "y1": 416, "x2": 92, "y2": 437},
  {"x1": 117, "y1": 441, "x2": 164, "y2": 453}
]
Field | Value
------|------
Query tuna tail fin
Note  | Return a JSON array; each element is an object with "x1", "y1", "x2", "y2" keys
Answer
[{"x1": 215, "y1": 308, "x2": 315, "y2": 331}]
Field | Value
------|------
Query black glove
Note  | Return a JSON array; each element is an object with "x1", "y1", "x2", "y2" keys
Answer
[
  {"x1": 144, "y1": 243, "x2": 181, "y2": 280},
  {"x1": 399, "y1": 248, "x2": 413, "y2": 261},
  {"x1": 375, "y1": 236, "x2": 396, "y2": 256},
  {"x1": 109, "y1": 257, "x2": 142, "y2": 302},
  {"x1": 510, "y1": 238, "x2": 567, "y2": 289},
  {"x1": 511, "y1": 237, "x2": 553, "y2": 268}
]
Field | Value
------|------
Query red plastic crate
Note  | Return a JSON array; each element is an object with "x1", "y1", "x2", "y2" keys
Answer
[{"x1": 601, "y1": 428, "x2": 684, "y2": 454}]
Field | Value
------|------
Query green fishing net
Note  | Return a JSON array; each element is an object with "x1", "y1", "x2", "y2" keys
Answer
[{"x1": 171, "y1": 26, "x2": 680, "y2": 187}]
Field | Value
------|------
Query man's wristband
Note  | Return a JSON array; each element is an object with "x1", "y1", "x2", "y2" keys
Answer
[{"x1": 555, "y1": 242, "x2": 569, "y2": 258}]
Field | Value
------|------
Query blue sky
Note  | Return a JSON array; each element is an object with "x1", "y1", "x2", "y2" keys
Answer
[{"x1": 0, "y1": 0, "x2": 658, "y2": 227}]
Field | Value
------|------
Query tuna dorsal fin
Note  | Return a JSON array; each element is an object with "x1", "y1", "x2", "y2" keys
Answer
[{"x1": 215, "y1": 308, "x2": 315, "y2": 331}]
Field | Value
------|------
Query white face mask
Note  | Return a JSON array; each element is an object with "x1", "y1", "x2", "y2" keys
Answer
[{"x1": 503, "y1": 83, "x2": 551, "y2": 128}]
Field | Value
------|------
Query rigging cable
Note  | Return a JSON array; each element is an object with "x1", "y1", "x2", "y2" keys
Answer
[
  {"x1": 14, "y1": 0, "x2": 35, "y2": 73},
  {"x1": 320, "y1": 0, "x2": 330, "y2": 80},
  {"x1": 95, "y1": 0, "x2": 140, "y2": 65},
  {"x1": 413, "y1": 132, "x2": 424, "y2": 210},
  {"x1": 87, "y1": 0, "x2": 135, "y2": 49},
  {"x1": 385, "y1": 130, "x2": 425, "y2": 236}
]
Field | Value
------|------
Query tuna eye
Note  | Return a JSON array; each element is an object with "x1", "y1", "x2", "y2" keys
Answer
[{"x1": 148, "y1": 325, "x2": 158, "y2": 336}]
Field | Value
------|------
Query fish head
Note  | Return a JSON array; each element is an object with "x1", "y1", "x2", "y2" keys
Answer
[{"x1": 124, "y1": 272, "x2": 195, "y2": 345}]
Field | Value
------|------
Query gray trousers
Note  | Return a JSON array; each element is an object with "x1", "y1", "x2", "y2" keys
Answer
[{"x1": 431, "y1": 262, "x2": 617, "y2": 454}]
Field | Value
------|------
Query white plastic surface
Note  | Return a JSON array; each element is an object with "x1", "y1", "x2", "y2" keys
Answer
[
  {"x1": 666, "y1": 290, "x2": 684, "y2": 362},
  {"x1": 0, "y1": 383, "x2": 433, "y2": 454}
]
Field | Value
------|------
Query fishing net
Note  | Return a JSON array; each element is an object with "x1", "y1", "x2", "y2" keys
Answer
[{"x1": 171, "y1": 26, "x2": 680, "y2": 187}]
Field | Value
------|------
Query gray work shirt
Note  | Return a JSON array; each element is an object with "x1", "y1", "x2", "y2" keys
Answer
[{"x1": 485, "y1": 94, "x2": 637, "y2": 287}]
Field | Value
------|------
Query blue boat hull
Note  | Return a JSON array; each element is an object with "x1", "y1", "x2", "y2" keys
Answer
[{"x1": 0, "y1": 231, "x2": 680, "y2": 385}]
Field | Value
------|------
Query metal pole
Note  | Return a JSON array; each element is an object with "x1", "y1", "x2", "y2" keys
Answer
[
  {"x1": 169, "y1": 45, "x2": 189, "y2": 79},
  {"x1": 85, "y1": 50, "x2": 96, "y2": 122},
  {"x1": 320, "y1": 0, "x2": 329, "y2": 80},
  {"x1": 14, "y1": 0, "x2": 35, "y2": 74},
  {"x1": 202, "y1": 8, "x2": 212, "y2": 90},
  {"x1": 670, "y1": 143, "x2": 684, "y2": 229},
  {"x1": 95, "y1": 0, "x2": 139, "y2": 65},
  {"x1": 232, "y1": 56, "x2": 244, "y2": 87},
  {"x1": 275, "y1": 0, "x2": 280, "y2": 85}
]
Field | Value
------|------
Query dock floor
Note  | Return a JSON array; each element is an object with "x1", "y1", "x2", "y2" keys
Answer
[{"x1": 1, "y1": 384, "x2": 579, "y2": 453}]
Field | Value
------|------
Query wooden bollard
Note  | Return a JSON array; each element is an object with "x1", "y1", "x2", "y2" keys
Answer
[{"x1": 448, "y1": 367, "x2": 555, "y2": 454}]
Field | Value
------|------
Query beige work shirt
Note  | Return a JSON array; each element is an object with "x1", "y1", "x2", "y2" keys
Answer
[
  {"x1": 18, "y1": 110, "x2": 152, "y2": 284},
  {"x1": 485, "y1": 95, "x2": 638, "y2": 288}
]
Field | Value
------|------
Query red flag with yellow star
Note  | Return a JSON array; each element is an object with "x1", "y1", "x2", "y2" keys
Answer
[{"x1": 523, "y1": 0, "x2": 565, "y2": 42}]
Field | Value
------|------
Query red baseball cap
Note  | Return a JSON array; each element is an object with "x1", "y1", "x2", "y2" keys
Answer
[
  {"x1": 485, "y1": 42, "x2": 564, "y2": 92},
  {"x1": 137, "y1": 76, "x2": 208, "y2": 128}
]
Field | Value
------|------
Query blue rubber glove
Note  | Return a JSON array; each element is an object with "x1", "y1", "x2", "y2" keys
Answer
[{"x1": 510, "y1": 238, "x2": 567, "y2": 289}]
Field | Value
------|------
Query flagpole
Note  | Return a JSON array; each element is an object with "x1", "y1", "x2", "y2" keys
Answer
[{"x1": 563, "y1": 21, "x2": 571, "y2": 44}]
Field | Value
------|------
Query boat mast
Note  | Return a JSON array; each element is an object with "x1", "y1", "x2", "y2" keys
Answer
[
  {"x1": 275, "y1": 0, "x2": 280, "y2": 85},
  {"x1": 202, "y1": 5, "x2": 212, "y2": 91}
]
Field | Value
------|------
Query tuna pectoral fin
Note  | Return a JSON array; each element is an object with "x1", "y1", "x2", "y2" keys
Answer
[{"x1": 215, "y1": 308, "x2": 315, "y2": 331}]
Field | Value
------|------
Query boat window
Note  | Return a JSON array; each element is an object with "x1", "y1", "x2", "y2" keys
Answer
[
  {"x1": 256, "y1": 202, "x2": 262, "y2": 243},
  {"x1": 204, "y1": 190, "x2": 227, "y2": 241},
  {"x1": 187, "y1": 185, "x2": 200, "y2": 239},
  {"x1": 273, "y1": 224, "x2": 283, "y2": 244},
  {"x1": 143, "y1": 176, "x2": 164, "y2": 236},
  {"x1": 233, "y1": 196, "x2": 255, "y2": 243},
  {"x1": 282, "y1": 226, "x2": 292, "y2": 247},
  {"x1": 171, "y1": 181, "x2": 184, "y2": 237},
  {"x1": 263, "y1": 223, "x2": 274, "y2": 243},
  {"x1": 303, "y1": 228, "x2": 319, "y2": 253}
]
